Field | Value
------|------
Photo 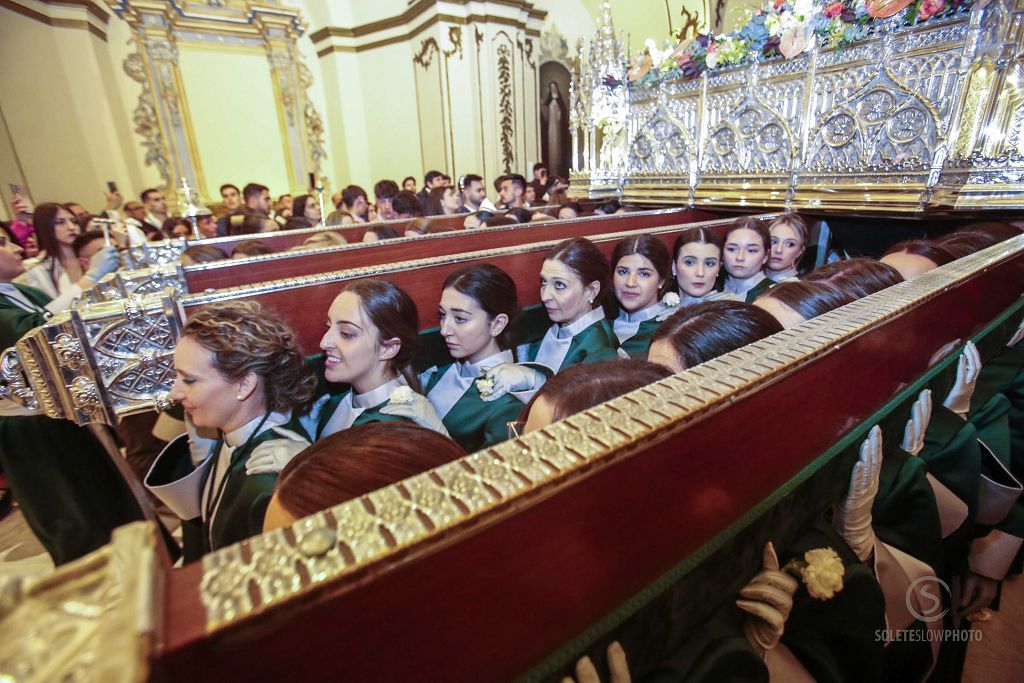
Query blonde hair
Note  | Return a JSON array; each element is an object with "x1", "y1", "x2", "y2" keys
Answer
[{"x1": 182, "y1": 301, "x2": 316, "y2": 412}]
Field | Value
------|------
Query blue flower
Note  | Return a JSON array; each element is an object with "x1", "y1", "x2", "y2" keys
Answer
[{"x1": 739, "y1": 21, "x2": 769, "y2": 43}]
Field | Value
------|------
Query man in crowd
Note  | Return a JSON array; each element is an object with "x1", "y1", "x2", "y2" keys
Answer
[
  {"x1": 459, "y1": 174, "x2": 486, "y2": 214},
  {"x1": 194, "y1": 208, "x2": 216, "y2": 238},
  {"x1": 417, "y1": 170, "x2": 446, "y2": 213},
  {"x1": 72, "y1": 231, "x2": 107, "y2": 271},
  {"x1": 219, "y1": 183, "x2": 241, "y2": 215},
  {"x1": 393, "y1": 190, "x2": 425, "y2": 219},
  {"x1": 123, "y1": 199, "x2": 161, "y2": 241},
  {"x1": 528, "y1": 163, "x2": 551, "y2": 203},
  {"x1": 141, "y1": 188, "x2": 169, "y2": 231},
  {"x1": 327, "y1": 185, "x2": 369, "y2": 225},
  {"x1": 498, "y1": 173, "x2": 527, "y2": 210},
  {"x1": 374, "y1": 179, "x2": 400, "y2": 221},
  {"x1": 218, "y1": 182, "x2": 271, "y2": 236}
]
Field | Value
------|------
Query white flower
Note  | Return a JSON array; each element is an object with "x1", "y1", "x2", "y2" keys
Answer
[
  {"x1": 800, "y1": 548, "x2": 845, "y2": 600},
  {"x1": 662, "y1": 291, "x2": 680, "y2": 308},
  {"x1": 644, "y1": 38, "x2": 672, "y2": 68},
  {"x1": 475, "y1": 378, "x2": 494, "y2": 397},
  {"x1": 793, "y1": 0, "x2": 818, "y2": 19},
  {"x1": 388, "y1": 385, "x2": 415, "y2": 405}
]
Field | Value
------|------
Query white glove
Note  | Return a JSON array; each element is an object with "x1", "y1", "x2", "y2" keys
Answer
[
  {"x1": 737, "y1": 541, "x2": 799, "y2": 657},
  {"x1": 184, "y1": 415, "x2": 218, "y2": 467},
  {"x1": 943, "y1": 341, "x2": 981, "y2": 416},
  {"x1": 83, "y1": 245, "x2": 120, "y2": 282},
  {"x1": 1008, "y1": 317, "x2": 1024, "y2": 348},
  {"x1": 901, "y1": 389, "x2": 932, "y2": 456},
  {"x1": 481, "y1": 363, "x2": 545, "y2": 402},
  {"x1": 245, "y1": 429, "x2": 309, "y2": 475},
  {"x1": 833, "y1": 425, "x2": 882, "y2": 562},
  {"x1": 379, "y1": 392, "x2": 450, "y2": 436}
]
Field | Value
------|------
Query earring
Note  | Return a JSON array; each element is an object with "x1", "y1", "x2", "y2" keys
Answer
[{"x1": 236, "y1": 394, "x2": 243, "y2": 401}]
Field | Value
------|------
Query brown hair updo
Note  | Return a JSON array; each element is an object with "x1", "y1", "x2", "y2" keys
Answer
[
  {"x1": 182, "y1": 300, "x2": 316, "y2": 413},
  {"x1": 611, "y1": 234, "x2": 672, "y2": 293},
  {"x1": 443, "y1": 264, "x2": 520, "y2": 351},
  {"x1": 672, "y1": 226, "x2": 724, "y2": 261},
  {"x1": 545, "y1": 237, "x2": 610, "y2": 303},
  {"x1": 651, "y1": 300, "x2": 783, "y2": 370},
  {"x1": 805, "y1": 258, "x2": 903, "y2": 298},
  {"x1": 724, "y1": 216, "x2": 771, "y2": 252},
  {"x1": 342, "y1": 278, "x2": 423, "y2": 392}
]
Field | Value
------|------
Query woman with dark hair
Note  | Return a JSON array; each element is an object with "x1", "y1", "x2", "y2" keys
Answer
[
  {"x1": 934, "y1": 230, "x2": 1000, "y2": 259},
  {"x1": 557, "y1": 202, "x2": 582, "y2": 220},
  {"x1": 418, "y1": 265, "x2": 525, "y2": 452},
  {"x1": 263, "y1": 423, "x2": 466, "y2": 530},
  {"x1": 309, "y1": 278, "x2": 447, "y2": 439},
  {"x1": 20, "y1": 202, "x2": 119, "y2": 312},
  {"x1": 231, "y1": 240, "x2": 276, "y2": 258},
  {"x1": 181, "y1": 245, "x2": 229, "y2": 266},
  {"x1": 766, "y1": 213, "x2": 808, "y2": 281},
  {"x1": 611, "y1": 235, "x2": 673, "y2": 359},
  {"x1": 722, "y1": 217, "x2": 775, "y2": 301},
  {"x1": 161, "y1": 217, "x2": 193, "y2": 240},
  {"x1": 145, "y1": 301, "x2": 316, "y2": 561},
  {"x1": 668, "y1": 227, "x2": 737, "y2": 307},
  {"x1": 284, "y1": 194, "x2": 321, "y2": 230},
  {"x1": 753, "y1": 280, "x2": 856, "y2": 329},
  {"x1": 426, "y1": 186, "x2": 462, "y2": 217},
  {"x1": 402, "y1": 176, "x2": 418, "y2": 192},
  {"x1": 804, "y1": 257, "x2": 903, "y2": 299},
  {"x1": 482, "y1": 237, "x2": 618, "y2": 401},
  {"x1": 648, "y1": 300, "x2": 783, "y2": 373},
  {"x1": 520, "y1": 359, "x2": 672, "y2": 433},
  {"x1": 879, "y1": 240, "x2": 954, "y2": 280}
]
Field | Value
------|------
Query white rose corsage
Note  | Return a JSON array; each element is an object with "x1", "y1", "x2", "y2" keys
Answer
[
  {"x1": 784, "y1": 547, "x2": 845, "y2": 601},
  {"x1": 387, "y1": 385, "x2": 416, "y2": 406},
  {"x1": 475, "y1": 377, "x2": 495, "y2": 397},
  {"x1": 661, "y1": 291, "x2": 680, "y2": 308}
]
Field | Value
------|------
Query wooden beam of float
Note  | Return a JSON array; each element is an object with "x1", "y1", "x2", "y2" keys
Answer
[
  {"x1": 0, "y1": 213, "x2": 761, "y2": 425},
  {"x1": 94, "y1": 208, "x2": 710, "y2": 301},
  {"x1": 7, "y1": 237, "x2": 1020, "y2": 682}
]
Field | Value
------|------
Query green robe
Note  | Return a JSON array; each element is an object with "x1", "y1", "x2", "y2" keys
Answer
[
  {"x1": 314, "y1": 388, "x2": 411, "y2": 440},
  {"x1": 744, "y1": 277, "x2": 776, "y2": 303},
  {"x1": 523, "y1": 314, "x2": 619, "y2": 373},
  {"x1": 147, "y1": 422, "x2": 304, "y2": 563},
  {"x1": 0, "y1": 283, "x2": 50, "y2": 348},
  {"x1": 424, "y1": 361, "x2": 523, "y2": 453}
]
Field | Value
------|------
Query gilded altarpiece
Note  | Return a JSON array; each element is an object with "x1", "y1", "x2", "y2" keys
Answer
[{"x1": 109, "y1": 0, "x2": 327, "y2": 201}]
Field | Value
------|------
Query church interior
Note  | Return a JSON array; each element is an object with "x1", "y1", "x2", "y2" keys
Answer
[{"x1": 0, "y1": 0, "x2": 1023, "y2": 681}]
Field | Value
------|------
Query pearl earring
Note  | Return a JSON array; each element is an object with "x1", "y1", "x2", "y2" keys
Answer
[{"x1": 236, "y1": 394, "x2": 243, "y2": 401}]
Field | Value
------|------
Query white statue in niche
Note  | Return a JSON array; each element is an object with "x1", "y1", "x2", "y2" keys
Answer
[{"x1": 541, "y1": 81, "x2": 570, "y2": 177}]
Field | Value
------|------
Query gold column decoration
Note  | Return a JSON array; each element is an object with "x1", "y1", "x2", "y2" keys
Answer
[
  {"x1": 123, "y1": 38, "x2": 171, "y2": 187},
  {"x1": 412, "y1": 25, "x2": 464, "y2": 174}
]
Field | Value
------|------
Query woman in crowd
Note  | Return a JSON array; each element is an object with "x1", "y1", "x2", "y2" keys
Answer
[
  {"x1": 422, "y1": 265, "x2": 525, "y2": 452},
  {"x1": 426, "y1": 186, "x2": 462, "y2": 217},
  {"x1": 402, "y1": 176, "x2": 418, "y2": 192},
  {"x1": 482, "y1": 238, "x2": 619, "y2": 401},
  {"x1": 232, "y1": 240, "x2": 276, "y2": 258},
  {"x1": 264, "y1": 423, "x2": 466, "y2": 531},
  {"x1": 766, "y1": 213, "x2": 808, "y2": 281},
  {"x1": 753, "y1": 280, "x2": 855, "y2": 329},
  {"x1": 670, "y1": 226, "x2": 737, "y2": 306},
  {"x1": 558, "y1": 202, "x2": 582, "y2": 220},
  {"x1": 879, "y1": 239, "x2": 954, "y2": 280},
  {"x1": 180, "y1": 245, "x2": 229, "y2": 266},
  {"x1": 610, "y1": 235, "x2": 673, "y2": 359},
  {"x1": 722, "y1": 217, "x2": 775, "y2": 301},
  {"x1": 284, "y1": 194, "x2": 322, "y2": 231},
  {"x1": 404, "y1": 218, "x2": 434, "y2": 237},
  {"x1": 803, "y1": 257, "x2": 903, "y2": 299},
  {"x1": 19, "y1": 202, "x2": 119, "y2": 312},
  {"x1": 300, "y1": 231, "x2": 347, "y2": 249},
  {"x1": 161, "y1": 217, "x2": 193, "y2": 240},
  {"x1": 145, "y1": 301, "x2": 315, "y2": 562},
  {"x1": 362, "y1": 225, "x2": 403, "y2": 242},
  {"x1": 309, "y1": 278, "x2": 447, "y2": 440},
  {"x1": 648, "y1": 300, "x2": 783, "y2": 373}
]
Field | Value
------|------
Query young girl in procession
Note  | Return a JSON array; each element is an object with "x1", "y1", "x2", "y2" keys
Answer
[
  {"x1": 722, "y1": 217, "x2": 775, "y2": 302},
  {"x1": 483, "y1": 237, "x2": 619, "y2": 400},
  {"x1": 609, "y1": 235, "x2": 673, "y2": 359},
  {"x1": 417, "y1": 264, "x2": 525, "y2": 452},
  {"x1": 145, "y1": 301, "x2": 315, "y2": 562},
  {"x1": 765, "y1": 213, "x2": 808, "y2": 281},
  {"x1": 307, "y1": 278, "x2": 447, "y2": 439}
]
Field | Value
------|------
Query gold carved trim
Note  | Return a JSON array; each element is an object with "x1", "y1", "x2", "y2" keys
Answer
[{"x1": 199, "y1": 235, "x2": 1024, "y2": 632}]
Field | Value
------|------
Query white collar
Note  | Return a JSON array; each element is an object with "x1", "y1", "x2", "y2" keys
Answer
[
  {"x1": 223, "y1": 411, "x2": 290, "y2": 448},
  {"x1": 427, "y1": 350, "x2": 513, "y2": 419},
  {"x1": 616, "y1": 301, "x2": 667, "y2": 324},
  {"x1": 724, "y1": 272, "x2": 767, "y2": 296},
  {"x1": 767, "y1": 266, "x2": 798, "y2": 281},
  {"x1": 353, "y1": 376, "x2": 405, "y2": 409},
  {"x1": 556, "y1": 306, "x2": 606, "y2": 339}
]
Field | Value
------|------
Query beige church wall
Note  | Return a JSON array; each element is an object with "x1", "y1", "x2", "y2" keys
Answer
[
  {"x1": 177, "y1": 44, "x2": 292, "y2": 198},
  {"x1": 0, "y1": 4, "x2": 153, "y2": 213}
]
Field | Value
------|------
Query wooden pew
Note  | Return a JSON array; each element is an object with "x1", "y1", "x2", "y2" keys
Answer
[
  {"x1": 196, "y1": 203, "x2": 577, "y2": 256},
  {"x1": 185, "y1": 208, "x2": 714, "y2": 293},
  {"x1": 7, "y1": 237, "x2": 1020, "y2": 682}
]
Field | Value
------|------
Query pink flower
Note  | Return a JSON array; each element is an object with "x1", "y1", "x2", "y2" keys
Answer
[
  {"x1": 918, "y1": 0, "x2": 945, "y2": 19},
  {"x1": 677, "y1": 53, "x2": 692, "y2": 67},
  {"x1": 823, "y1": 2, "x2": 845, "y2": 18}
]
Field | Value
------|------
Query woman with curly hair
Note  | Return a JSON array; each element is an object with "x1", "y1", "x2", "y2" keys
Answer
[{"x1": 146, "y1": 300, "x2": 316, "y2": 562}]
